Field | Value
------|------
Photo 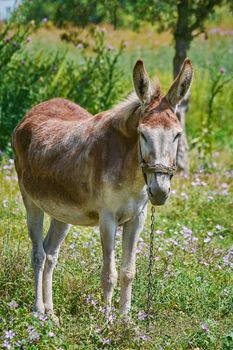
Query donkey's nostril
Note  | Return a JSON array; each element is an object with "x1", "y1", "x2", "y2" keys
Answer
[{"x1": 148, "y1": 187, "x2": 153, "y2": 197}]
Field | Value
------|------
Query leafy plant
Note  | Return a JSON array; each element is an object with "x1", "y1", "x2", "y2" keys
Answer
[
  {"x1": 191, "y1": 67, "x2": 232, "y2": 170},
  {"x1": 0, "y1": 20, "x2": 125, "y2": 154}
]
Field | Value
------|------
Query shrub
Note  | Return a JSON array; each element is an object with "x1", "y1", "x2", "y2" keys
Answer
[{"x1": 0, "y1": 20, "x2": 125, "y2": 154}]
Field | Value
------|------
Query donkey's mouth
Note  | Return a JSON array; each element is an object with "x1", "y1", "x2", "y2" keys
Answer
[{"x1": 147, "y1": 187, "x2": 170, "y2": 206}]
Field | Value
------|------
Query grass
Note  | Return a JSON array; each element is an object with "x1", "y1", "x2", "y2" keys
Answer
[{"x1": 0, "y1": 151, "x2": 232, "y2": 350}]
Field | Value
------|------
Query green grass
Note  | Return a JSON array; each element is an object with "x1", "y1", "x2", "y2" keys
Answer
[{"x1": 0, "y1": 152, "x2": 232, "y2": 350}]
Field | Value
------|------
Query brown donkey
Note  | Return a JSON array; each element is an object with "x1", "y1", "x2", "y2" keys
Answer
[{"x1": 12, "y1": 59, "x2": 193, "y2": 320}]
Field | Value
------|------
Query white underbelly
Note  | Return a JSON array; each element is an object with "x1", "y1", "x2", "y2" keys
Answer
[
  {"x1": 32, "y1": 198, "x2": 99, "y2": 226},
  {"x1": 30, "y1": 186, "x2": 148, "y2": 226}
]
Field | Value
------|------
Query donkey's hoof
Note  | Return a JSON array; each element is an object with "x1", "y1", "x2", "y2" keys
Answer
[
  {"x1": 120, "y1": 314, "x2": 131, "y2": 324},
  {"x1": 47, "y1": 310, "x2": 60, "y2": 326},
  {"x1": 33, "y1": 304, "x2": 45, "y2": 314}
]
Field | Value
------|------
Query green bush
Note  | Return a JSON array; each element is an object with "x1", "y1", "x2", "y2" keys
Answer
[{"x1": 0, "y1": 24, "x2": 125, "y2": 154}]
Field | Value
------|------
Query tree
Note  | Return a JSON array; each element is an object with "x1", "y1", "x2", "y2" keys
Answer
[{"x1": 124, "y1": 0, "x2": 230, "y2": 172}]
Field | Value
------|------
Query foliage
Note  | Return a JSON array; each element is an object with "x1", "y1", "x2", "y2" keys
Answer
[
  {"x1": 22, "y1": 0, "x2": 126, "y2": 28},
  {"x1": 0, "y1": 153, "x2": 232, "y2": 349},
  {"x1": 0, "y1": 23, "x2": 125, "y2": 154},
  {"x1": 191, "y1": 68, "x2": 232, "y2": 170}
]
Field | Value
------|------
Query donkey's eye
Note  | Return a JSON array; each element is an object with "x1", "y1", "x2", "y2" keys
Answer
[
  {"x1": 173, "y1": 132, "x2": 182, "y2": 142},
  {"x1": 140, "y1": 132, "x2": 147, "y2": 143}
]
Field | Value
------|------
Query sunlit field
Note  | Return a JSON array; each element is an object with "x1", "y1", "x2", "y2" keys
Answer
[{"x1": 0, "y1": 150, "x2": 232, "y2": 349}]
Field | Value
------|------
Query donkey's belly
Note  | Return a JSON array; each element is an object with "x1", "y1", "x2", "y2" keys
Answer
[{"x1": 32, "y1": 197, "x2": 99, "y2": 226}]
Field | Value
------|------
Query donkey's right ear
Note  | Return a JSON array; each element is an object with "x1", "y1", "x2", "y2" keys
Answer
[{"x1": 133, "y1": 60, "x2": 152, "y2": 104}]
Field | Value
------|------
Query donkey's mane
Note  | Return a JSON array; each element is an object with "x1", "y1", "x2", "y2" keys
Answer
[
  {"x1": 110, "y1": 92, "x2": 141, "y2": 119},
  {"x1": 106, "y1": 82, "x2": 160, "y2": 135}
]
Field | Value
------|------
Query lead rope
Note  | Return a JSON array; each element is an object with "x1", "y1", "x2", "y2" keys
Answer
[{"x1": 146, "y1": 206, "x2": 155, "y2": 331}]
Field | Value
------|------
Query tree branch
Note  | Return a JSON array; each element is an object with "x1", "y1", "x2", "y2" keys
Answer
[{"x1": 189, "y1": 0, "x2": 224, "y2": 35}]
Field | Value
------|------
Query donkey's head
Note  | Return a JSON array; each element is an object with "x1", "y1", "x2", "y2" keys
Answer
[{"x1": 133, "y1": 59, "x2": 193, "y2": 205}]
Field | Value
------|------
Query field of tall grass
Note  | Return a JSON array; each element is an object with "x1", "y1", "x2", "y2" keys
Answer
[{"x1": 0, "y1": 12, "x2": 233, "y2": 350}]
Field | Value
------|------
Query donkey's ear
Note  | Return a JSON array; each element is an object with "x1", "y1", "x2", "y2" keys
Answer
[
  {"x1": 133, "y1": 60, "x2": 152, "y2": 104},
  {"x1": 166, "y1": 59, "x2": 193, "y2": 109}
]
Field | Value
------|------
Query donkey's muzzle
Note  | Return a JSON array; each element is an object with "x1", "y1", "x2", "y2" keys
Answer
[
  {"x1": 147, "y1": 186, "x2": 170, "y2": 205},
  {"x1": 147, "y1": 173, "x2": 171, "y2": 206}
]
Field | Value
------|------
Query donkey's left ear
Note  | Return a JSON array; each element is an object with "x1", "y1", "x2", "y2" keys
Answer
[{"x1": 166, "y1": 59, "x2": 193, "y2": 109}]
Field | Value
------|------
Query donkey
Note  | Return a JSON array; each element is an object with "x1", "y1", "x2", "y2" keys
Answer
[{"x1": 12, "y1": 58, "x2": 193, "y2": 320}]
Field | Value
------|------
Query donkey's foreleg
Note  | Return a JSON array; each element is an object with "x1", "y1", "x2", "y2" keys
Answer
[
  {"x1": 22, "y1": 192, "x2": 45, "y2": 313},
  {"x1": 120, "y1": 207, "x2": 147, "y2": 316},
  {"x1": 43, "y1": 219, "x2": 70, "y2": 317},
  {"x1": 99, "y1": 211, "x2": 118, "y2": 316}
]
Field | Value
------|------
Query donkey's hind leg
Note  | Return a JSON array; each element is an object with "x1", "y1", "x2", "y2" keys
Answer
[
  {"x1": 21, "y1": 190, "x2": 45, "y2": 313},
  {"x1": 43, "y1": 219, "x2": 70, "y2": 317}
]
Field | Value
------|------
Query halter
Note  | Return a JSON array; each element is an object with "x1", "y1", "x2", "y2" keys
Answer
[{"x1": 138, "y1": 140, "x2": 177, "y2": 184}]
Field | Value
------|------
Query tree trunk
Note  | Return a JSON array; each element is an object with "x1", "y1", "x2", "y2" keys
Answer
[{"x1": 173, "y1": 1, "x2": 192, "y2": 173}]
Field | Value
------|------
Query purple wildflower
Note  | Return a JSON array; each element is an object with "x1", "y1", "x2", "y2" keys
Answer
[
  {"x1": 39, "y1": 314, "x2": 47, "y2": 321},
  {"x1": 76, "y1": 43, "x2": 84, "y2": 49},
  {"x1": 221, "y1": 183, "x2": 228, "y2": 189},
  {"x1": 170, "y1": 239, "x2": 178, "y2": 246},
  {"x1": 181, "y1": 192, "x2": 188, "y2": 200},
  {"x1": 5, "y1": 330, "x2": 15, "y2": 339},
  {"x1": 156, "y1": 229, "x2": 164, "y2": 235},
  {"x1": 216, "y1": 224, "x2": 224, "y2": 230},
  {"x1": 48, "y1": 331, "x2": 55, "y2": 337},
  {"x1": 42, "y1": 17, "x2": 48, "y2": 23},
  {"x1": 138, "y1": 310, "x2": 147, "y2": 320},
  {"x1": 219, "y1": 67, "x2": 225, "y2": 74},
  {"x1": 140, "y1": 334, "x2": 148, "y2": 341},
  {"x1": 27, "y1": 326, "x2": 40, "y2": 341},
  {"x1": 221, "y1": 190, "x2": 229, "y2": 196},
  {"x1": 2, "y1": 340, "x2": 11, "y2": 349},
  {"x1": 91, "y1": 299, "x2": 97, "y2": 307},
  {"x1": 98, "y1": 306, "x2": 105, "y2": 313},
  {"x1": 181, "y1": 226, "x2": 192, "y2": 238},
  {"x1": 201, "y1": 323, "x2": 209, "y2": 333},
  {"x1": 8, "y1": 300, "x2": 18, "y2": 309},
  {"x1": 27, "y1": 37, "x2": 32, "y2": 43},
  {"x1": 223, "y1": 256, "x2": 229, "y2": 265},
  {"x1": 107, "y1": 44, "x2": 114, "y2": 51},
  {"x1": 107, "y1": 313, "x2": 116, "y2": 322},
  {"x1": 100, "y1": 338, "x2": 110, "y2": 344},
  {"x1": 212, "y1": 161, "x2": 218, "y2": 168}
]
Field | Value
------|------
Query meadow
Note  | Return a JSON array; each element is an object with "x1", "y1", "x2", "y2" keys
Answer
[
  {"x1": 0, "y1": 9, "x2": 233, "y2": 350},
  {"x1": 0, "y1": 151, "x2": 233, "y2": 350}
]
